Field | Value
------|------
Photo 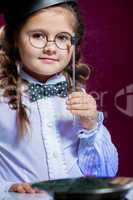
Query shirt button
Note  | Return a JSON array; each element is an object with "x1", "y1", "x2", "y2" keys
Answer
[
  {"x1": 53, "y1": 152, "x2": 58, "y2": 158},
  {"x1": 47, "y1": 122, "x2": 54, "y2": 127}
]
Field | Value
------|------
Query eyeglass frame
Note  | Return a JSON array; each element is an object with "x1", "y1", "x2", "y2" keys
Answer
[{"x1": 28, "y1": 31, "x2": 78, "y2": 50}]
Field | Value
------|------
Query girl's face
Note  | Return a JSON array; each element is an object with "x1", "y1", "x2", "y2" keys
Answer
[{"x1": 17, "y1": 6, "x2": 76, "y2": 81}]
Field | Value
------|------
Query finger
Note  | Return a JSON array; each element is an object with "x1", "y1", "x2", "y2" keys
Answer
[
  {"x1": 66, "y1": 96, "x2": 88, "y2": 105},
  {"x1": 67, "y1": 94, "x2": 89, "y2": 106},
  {"x1": 68, "y1": 91, "x2": 85, "y2": 99},
  {"x1": 70, "y1": 109, "x2": 88, "y2": 116},
  {"x1": 68, "y1": 93, "x2": 96, "y2": 106},
  {"x1": 67, "y1": 103, "x2": 89, "y2": 110},
  {"x1": 70, "y1": 109, "x2": 97, "y2": 118},
  {"x1": 10, "y1": 185, "x2": 19, "y2": 192},
  {"x1": 69, "y1": 92, "x2": 96, "y2": 103},
  {"x1": 14, "y1": 185, "x2": 26, "y2": 193},
  {"x1": 23, "y1": 184, "x2": 36, "y2": 193},
  {"x1": 67, "y1": 99, "x2": 97, "y2": 110}
]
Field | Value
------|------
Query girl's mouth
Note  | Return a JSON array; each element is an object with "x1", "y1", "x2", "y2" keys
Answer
[{"x1": 39, "y1": 57, "x2": 59, "y2": 64}]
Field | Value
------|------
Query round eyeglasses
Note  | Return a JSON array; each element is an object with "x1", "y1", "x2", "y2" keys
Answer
[{"x1": 28, "y1": 31, "x2": 76, "y2": 50}]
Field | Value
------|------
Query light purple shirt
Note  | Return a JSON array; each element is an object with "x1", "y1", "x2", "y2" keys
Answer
[{"x1": 0, "y1": 71, "x2": 118, "y2": 192}]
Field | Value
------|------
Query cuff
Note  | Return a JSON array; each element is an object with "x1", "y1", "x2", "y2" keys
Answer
[
  {"x1": 0, "y1": 182, "x2": 16, "y2": 192},
  {"x1": 78, "y1": 111, "x2": 104, "y2": 139}
]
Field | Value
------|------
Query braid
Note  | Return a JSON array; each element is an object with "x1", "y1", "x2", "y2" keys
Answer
[
  {"x1": 16, "y1": 75, "x2": 30, "y2": 138},
  {"x1": 0, "y1": 26, "x2": 30, "y2": 137}
]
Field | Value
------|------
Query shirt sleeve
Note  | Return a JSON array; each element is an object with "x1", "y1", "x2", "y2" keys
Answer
[
  {"x1": 77, "y1": 112, "x2": 118, "y2": 177},
  {"x1": 0, "y1": 179, "x2": 17, "y2": 192}
]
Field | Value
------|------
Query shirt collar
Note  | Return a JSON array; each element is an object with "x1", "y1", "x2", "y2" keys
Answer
[{"x1": 20, "y1": 69, "x2": 66, "y2": 85}]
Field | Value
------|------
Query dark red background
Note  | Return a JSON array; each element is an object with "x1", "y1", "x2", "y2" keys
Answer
[{"x1": 0, "y1": 0, "x2": 133, "y2": 176}]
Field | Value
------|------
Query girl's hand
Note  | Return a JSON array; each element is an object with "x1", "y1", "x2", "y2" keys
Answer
[
  {"x1": 9, "y1": 183, "x2": 43, "y2": 193},
  {"x1": 66, "y1": 91, "x2": 97, "y2": 130}
]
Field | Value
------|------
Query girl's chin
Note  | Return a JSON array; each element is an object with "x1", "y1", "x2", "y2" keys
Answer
[
  {"x1": 38, "y1": 71, "x2": 60, "y2": 76},
  {"x1": 23, "y1": 67, "x2": 58, "y2": 82}
]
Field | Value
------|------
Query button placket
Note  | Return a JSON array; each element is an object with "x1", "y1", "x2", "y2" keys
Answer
[
  {"x1": 50, "y1": 98, "x2": 68, "y2": 177},
  {"x1": 37, "y1": 98, "x2": 68, "y2": 179}
]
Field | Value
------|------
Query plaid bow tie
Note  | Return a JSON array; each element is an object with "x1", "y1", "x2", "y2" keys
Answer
[{"x1": 28, "y1": 81, "x2": 68, "y2": 102}]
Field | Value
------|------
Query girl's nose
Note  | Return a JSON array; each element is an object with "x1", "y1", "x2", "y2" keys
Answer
[{"x1": 43, "y1": 41, "x2": 56, "y2": 54}]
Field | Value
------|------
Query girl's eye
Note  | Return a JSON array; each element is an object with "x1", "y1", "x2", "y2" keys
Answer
[
  {"x1": 31, "y1": 33, "x2": 45, "y2": 40},
  {"x1": 57, "y1": 34, "x2": 70, "y2": 41}
]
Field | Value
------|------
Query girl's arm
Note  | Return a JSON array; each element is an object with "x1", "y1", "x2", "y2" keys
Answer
[
  {"x1": 66, "y1": 91, "x2": 118, "y2": 177},
  {"x1": 77, "y1": 112, "x2": 118, "y2": 177}
]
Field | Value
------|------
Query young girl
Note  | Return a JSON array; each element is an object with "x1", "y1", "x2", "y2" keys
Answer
[{"x1": 0, "y1": 0, "x2": 118, "y2": 193}]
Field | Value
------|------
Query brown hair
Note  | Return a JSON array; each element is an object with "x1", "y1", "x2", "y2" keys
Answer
[{"x1": 0, "y1": 3, "x2": 91, "y2": 137}]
